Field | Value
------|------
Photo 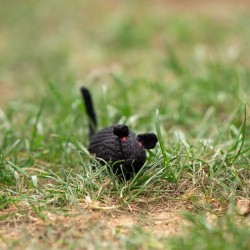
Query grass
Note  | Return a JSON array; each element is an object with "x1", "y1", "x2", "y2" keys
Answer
[
  {"x1": 0, "y1": 0, "x2": 250, "y2": 249},
  {"x1": 120, "y1": 213, "x2": 250, "y2": 250}
]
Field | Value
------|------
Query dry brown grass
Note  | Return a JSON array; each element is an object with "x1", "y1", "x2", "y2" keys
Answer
[
  {"x1": 0, "y1": 178, "x2": 227, "y2": 249},
  {"x1": 0, "y1": 199, "x2": 188, "y2": 249}
]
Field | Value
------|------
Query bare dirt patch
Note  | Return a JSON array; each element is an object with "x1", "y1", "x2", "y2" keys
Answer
[
  {"x1": 0, "y1": 199, "x2": 189, "y2": 249},
  {"x1": 0, "y1": 180, "x2": 227, "y2": 249}
]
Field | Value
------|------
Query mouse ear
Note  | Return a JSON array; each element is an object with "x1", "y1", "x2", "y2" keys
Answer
[
  {"x1": 137, "y1": 133, "x2": 158, "y2": 149},
  {"x1": 113, "y1": 125, "x2": 129, "y2": 137}
]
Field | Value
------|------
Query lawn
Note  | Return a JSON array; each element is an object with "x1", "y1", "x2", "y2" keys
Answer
[{"x1": 0, "y1": 1, "x2": 250, "y2": 249}]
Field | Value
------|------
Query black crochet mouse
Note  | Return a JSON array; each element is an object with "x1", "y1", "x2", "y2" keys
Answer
[{"x1": 81, "y1": 87, "x2": 158, "y2": 180}]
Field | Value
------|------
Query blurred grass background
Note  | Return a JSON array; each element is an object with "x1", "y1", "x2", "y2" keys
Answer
[
  {"x1": 1, "y1": 0, "x2": 250, "y2": 149},
  {"x1": 1, "y1": 0, "x2": 250, "y2": 190},
  {"x1": 1, "y1": 0, "x2": 250, "y2": 95}
]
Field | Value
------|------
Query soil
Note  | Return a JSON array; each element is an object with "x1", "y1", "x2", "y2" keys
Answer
[{"x1": 0, "y1": 199, "x2": 189, "y2": 248}]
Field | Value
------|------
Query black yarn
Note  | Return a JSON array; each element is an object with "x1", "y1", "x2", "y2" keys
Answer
[
  {"x1": 137, "y1": 133, "x2": 158, "y2": 149},
  {"x1": 80, "y1": 87, "x2": 97, "y2": 139},
  {"x1": 81, "y1": 87, "x2": 158, "y2": 180},
  {"x1": 113, "y1": 125, "x2": 129, "y2": 137}
]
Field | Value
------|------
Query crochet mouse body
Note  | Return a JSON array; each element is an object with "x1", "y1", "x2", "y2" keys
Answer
[{"x1": 81, "y1": 87, "x2": 158, "y2": 180}]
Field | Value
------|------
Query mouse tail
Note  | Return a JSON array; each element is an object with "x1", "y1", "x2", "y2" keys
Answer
[{"x1": 80, "y1": 87, "x2": 97, "y2": 139}]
